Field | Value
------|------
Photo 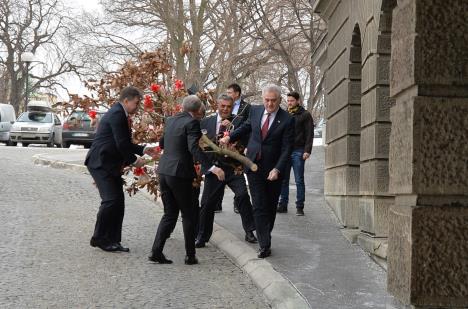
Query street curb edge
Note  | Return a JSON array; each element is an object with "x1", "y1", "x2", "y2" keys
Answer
[{"x1": 32, "y1": 154, "x2": 311, "y2": 309}]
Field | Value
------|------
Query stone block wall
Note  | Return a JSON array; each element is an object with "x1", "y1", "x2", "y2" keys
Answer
[{"x1": 316, "y1": 0, "x2": 395, "y2": 242}]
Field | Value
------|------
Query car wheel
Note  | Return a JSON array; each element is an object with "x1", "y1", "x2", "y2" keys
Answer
[
  {"x1": 6, "y1": 140, "x2": 17, "y2": 146},
  {"x1": 84, "y1": 143, "x2": 91, "y2": 149},
  {"x1": 55, "y1": 143, "x2": 62, "y2": 148},
  {"x1": 47, "y1": 135, "x2": 55, "y2": 147},
  {"x1": 22, "y1": 143, "x2": 29, "y2": 147},
  {"x1": 61, "y1": 141, "x2": 70, "y2": 148}
]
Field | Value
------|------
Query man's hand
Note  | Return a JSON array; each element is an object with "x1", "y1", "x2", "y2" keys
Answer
[
  {"x1": 133, "y1": 157, "x2": 146, "y2": 168},
  {"x1": 303, "y1": 152, "x2": 310, "y2": 160},
  {"x1": 144, "y1": 146, "x2": 162, "y2": 158},
  {"x1": 267, "y1": 169, "x2": 279, "y2": 181},
  {"x1": 221, "y1": 119, "x2": 231, "y2": 127},
  {"x1": 211, "y1": 166, "x2": 225, "y2": 181},
  {"x1": 219, "y1": 136, "x2": 230, "y2": 145}
]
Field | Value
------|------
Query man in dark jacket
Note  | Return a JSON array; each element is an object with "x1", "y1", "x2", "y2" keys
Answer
[
  {"x1": 149, "y1": 95, "x2": 225, "y2": 265},
  {"x1": 195, "y1": 94, "x2": 257, "y2": 248},
  {"x1": 220, "y1": 84, "x2": 294, "y2": 258},
  {"x1": 226, "y1": 83, "x2": 251, "y2": 213},
  {"x1": 277, "y1": 91, "x2": 314, "y2": 216},
  {"x1": 85, "y1": 86, "x2": 157, "y2": 252}
]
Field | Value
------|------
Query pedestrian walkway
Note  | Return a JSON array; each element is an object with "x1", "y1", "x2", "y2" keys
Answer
[{"x1": 214, "y1": 147, "x2": 405, "y2": 309}]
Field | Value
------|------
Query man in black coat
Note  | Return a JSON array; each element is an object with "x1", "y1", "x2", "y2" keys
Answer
[
  {"x1": 195, "y1": 94, "x2": 257, "y2": 248},
  {"x1": 85, "y1": 86, "x2": 156, "y2": 252},
  {"x1": 149, "y1": 95, "x2": 225, "y2": 265},
  {"x1": 220, "y1": 84, "x2": 294, "y2": 258}
]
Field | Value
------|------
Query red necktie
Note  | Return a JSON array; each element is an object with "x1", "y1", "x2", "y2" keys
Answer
[
  {"x1": 127, "y1": 116, "x2": 133, "y2": 133},
  {"x1": 261, "y1": 113, "x2": 270, "y2": 140}
]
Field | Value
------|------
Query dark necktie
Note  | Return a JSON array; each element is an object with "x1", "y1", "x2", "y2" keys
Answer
[
  {"x1": 218, "y1": 124, "x2": 227, "y2": 135},
  {"x1": 127, "y1": 116, "x2": 133, "y2": 133},
  {"x1": 261, "y1": 113, "x2": 270, "y2": 140}
]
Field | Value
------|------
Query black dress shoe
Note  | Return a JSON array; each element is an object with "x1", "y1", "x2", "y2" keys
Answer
[
  {"x1": 90, "y1": 237, "x2": 100, "y2": 247},
  {"x1": 115, "y1": 243, "x2": 130, "y2": 252},
  {"x1": 97, "y1": 243, "x2": 120, "y2": 252},
  {"x1": 148, "y1": 252, "x2": 173, "y2": 264},
  {"x1": 195, "y1": 240, "x2": 206, "y2": 248},
  {"x1": 245, "y1": 231, "x2": 258, "y2": 243},
  {"x1": 257, "y1": 248, "x2": 271, "y2": 258},
  {"x1": 276, "y1": 204, "x2": 288, "y2": 213},
  {"x1": 185, "y1": 255, "x2": 198, "y2": 265}
]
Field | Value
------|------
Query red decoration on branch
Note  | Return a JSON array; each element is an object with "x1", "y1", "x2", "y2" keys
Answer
[
  {"x1": 144, "y1": 95, "x2": 154, "y2": 111},
  {"x1": 88, "y1": 110, "x2": 97, "y2": 119},
  {"x1": 174, "y1": 79, "x2": 184, "y2": 91},
  {"x1": 150, "y1": 83, "x2": 161, "y2": 93},
  {"x1": 133, "y1": 167, "x2": 145, "y2": 176}
]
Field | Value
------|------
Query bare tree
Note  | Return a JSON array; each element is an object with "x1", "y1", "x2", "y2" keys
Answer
[
  {"x1": 0, "y1": 0, "x2": 82, "y2": 113},
  {"x1": 236, "y1": 0, "x2": 324, "y2": 112}
]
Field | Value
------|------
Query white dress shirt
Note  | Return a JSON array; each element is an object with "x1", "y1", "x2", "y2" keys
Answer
[{"x1": 261, "y1": 108, "x2": 279, "y2": 130}]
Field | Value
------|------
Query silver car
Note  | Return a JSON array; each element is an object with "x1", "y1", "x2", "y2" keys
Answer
[{"x1": 10, "y1": 111, "x2": 63, "y2": 147}]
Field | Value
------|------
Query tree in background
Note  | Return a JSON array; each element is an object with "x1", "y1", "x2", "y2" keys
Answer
[{"x1": 0, "y1": 0, "x2": 83, "y2": 113}]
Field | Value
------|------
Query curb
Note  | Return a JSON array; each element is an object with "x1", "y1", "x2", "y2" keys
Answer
[{"x1": 33, "y1": 154, "x2": 311, "y2": 309}]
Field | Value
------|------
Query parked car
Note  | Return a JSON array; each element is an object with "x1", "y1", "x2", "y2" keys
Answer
[
  {"x1": 9, "y1": 101, "x2": 62, "y2": 147},
  {"x1": 61, "y1": 110, "x2": 104, "y2": 148},
  {"x1": 0, "y1": 103, "x2": 16, "y2": 146}
]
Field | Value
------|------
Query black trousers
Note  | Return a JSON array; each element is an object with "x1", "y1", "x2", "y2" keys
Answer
[
  {"x1": 197, "y1": 171, "x2": 255, "y2": 243},
  {"x1": 88, "y1": 167, "x2": 125, "y2": 245},
  {"x1": 247, "y1": 170, "x2": 282, "y2": 250},
  {"x1": 152, "y1": 174, "x2": 197, "y2": 256}
]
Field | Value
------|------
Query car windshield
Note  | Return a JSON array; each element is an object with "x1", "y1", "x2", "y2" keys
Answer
[{"x1": 17, "y1": 112, "x2": 52, "y2": 123}]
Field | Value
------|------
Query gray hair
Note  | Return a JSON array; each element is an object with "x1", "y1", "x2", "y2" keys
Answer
[
  {"x1": 262, "y1": 84, "x2": 282, "y2": 98},
  {"x1": 182, "y1": 95, "x2": 202, "y2": 112},
  {"x1": 217, "y1": 94, "x2": 234, "y2": 103}
]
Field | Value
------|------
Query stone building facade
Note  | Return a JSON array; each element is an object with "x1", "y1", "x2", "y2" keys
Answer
[{"x1": 314, "y1": 0, "x2": 467, "y2": 307}]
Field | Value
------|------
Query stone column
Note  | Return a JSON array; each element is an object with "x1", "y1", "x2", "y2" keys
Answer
[{"x1": 388, "y1": 0, "x2": 468, "y2": 307}]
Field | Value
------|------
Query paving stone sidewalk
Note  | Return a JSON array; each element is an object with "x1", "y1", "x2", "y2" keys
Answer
[
  {"x1": 0, "y1": 146, "x2": 269, "y2": 308},
  {"x1": 214, "y1": 147, "x2": 406, "y2": 309}
]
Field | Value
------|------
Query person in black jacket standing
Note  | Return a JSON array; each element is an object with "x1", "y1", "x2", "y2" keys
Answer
[
  {"x1": 277, "y1": 91, "x2": 314, "y2": 216},
  {"x1": 85, "y1": 86, "x2": 157, "y2": 252},
  {"x1": 149, "y1": 95, "x2": 225, "y2": 265},
  {"x1": 226, "y1": 83, "x2": 251, "y2": 213},
  {"x1": 220, "y1": 84, "x2": 294, "y2": 258},
  {"x1": 195, "y1": 94, "x2": 257, "y2": 248}
]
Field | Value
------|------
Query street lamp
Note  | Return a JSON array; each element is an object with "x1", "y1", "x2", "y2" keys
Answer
[{"x1": 21, "y1": 52, "x2": 35, "y2": 110}]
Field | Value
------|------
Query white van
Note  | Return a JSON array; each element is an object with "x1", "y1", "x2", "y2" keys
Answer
[{"x1": 0, "y1": 103, "x2": 17, "y2": 146}]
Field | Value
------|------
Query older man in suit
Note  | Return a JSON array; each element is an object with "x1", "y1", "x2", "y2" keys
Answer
[
  {"x1": 149, "y1": 95, "x2": 225, "y2": 265},
  {"x1": 195, "y1": 94, "x2": 257, "y2": 248},
  {"x1": 85, "y1": 86, "x2": 157, "y2": 253},
  {"x1": 220, "y1": 84, "x2": 294, "y2": 258}
]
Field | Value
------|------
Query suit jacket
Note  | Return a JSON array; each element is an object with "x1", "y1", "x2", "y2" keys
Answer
[
  {"x1": 199, "y1": 114, "x2": 243, "y2": 175},
  {"x1": 157, "y1": 111, "x2": 212, "y2": 179},
  {"x1": 229, "y1": 105, "x2": 294, "y2": 176},
  {"x1": 85, "y1": 103, "x2": 144, "y2": 176},
  {"x1": 233, "y1": 99, "x2": 251, "y2": 146}
]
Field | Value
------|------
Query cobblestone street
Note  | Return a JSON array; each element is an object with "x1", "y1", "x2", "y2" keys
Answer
[{"x1": 0, "y1": 146, "x2": 268, "y2": 308}]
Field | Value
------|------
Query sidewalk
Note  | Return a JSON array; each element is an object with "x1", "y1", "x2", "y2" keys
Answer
[
  {"x1": 215, "y1": 147, "x2": 404, "y2": 309},
  {"x1": 34, "y1": 147, "x2": 406, "y2": 309}
]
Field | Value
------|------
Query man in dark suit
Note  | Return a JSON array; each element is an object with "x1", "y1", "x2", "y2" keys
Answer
[
  {"x1": 195, "y1": 94, "x2": 257, "y2": 248},
  {"x1": 220, "y1": 84, "x2": 294, "y2": 258},
  {"x1": 226, "y1": 83, "x2": 251, "y2": 213},
  {"x1": 149, "y1": 95, "x2": 225, "y2": 265},
  {"x1": 85, "y1": 86, "x2": 157, "y2": 252}
]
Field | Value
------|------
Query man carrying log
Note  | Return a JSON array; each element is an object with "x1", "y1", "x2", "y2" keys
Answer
[{"x1": 195, "y1": 94, "x2": 257, "y2": 248}]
